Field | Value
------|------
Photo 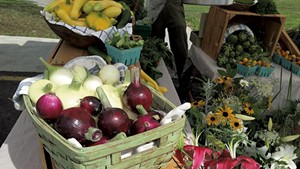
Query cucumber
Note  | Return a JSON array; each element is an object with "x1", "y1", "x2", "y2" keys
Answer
[
  {"x1": 116, "y1": 9, "x2": 131, "y2": 29},
  {"x1": 87, "y1": 45, "x2": 112, "y2": 64}
]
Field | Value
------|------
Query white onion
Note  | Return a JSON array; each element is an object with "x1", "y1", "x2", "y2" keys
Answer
[
  {"x1": 98, "y1": 65, "x2": 120, "y2": 85},
  {"x1": 83, "y1": 75, "x2": 103, "y2": 91}
]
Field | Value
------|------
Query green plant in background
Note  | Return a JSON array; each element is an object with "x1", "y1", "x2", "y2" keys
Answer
[
  {"x1": 251, "y1": 0, "x2": 279, "y2": 14},
  {"x1": 116, "y1": 0, "x2": 147, "y2": 21},
  {"x1": 139, "y1": 37, "x2": 174, "y2": 81}
]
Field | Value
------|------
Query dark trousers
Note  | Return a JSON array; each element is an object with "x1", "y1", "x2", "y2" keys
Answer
[{"x1": 151, "y1": 0, "x2": 188, "y2": 81}]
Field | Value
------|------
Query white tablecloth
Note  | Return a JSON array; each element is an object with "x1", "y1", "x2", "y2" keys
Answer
[
  {"x1": 188, "y1": 45, "x2": 300, "y2": 109},
  {"x1": 0, "y1": 59, "x2": 182, "y2": 169}
]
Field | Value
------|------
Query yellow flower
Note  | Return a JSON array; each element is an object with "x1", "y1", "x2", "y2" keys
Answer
[
  {"x1": 206, "y1": 113, "x2": 220, "y2": 126},
  {"x1": 223, "y1": 76, "x2": 232, "y2": 84},
  {"x1": 230, "y1": 118, "x2": 244, "y2": 131},
  {"x1": 215, "y1": 105, "x2": 234, "y2": 125},
  {"x1": 243, "y1": 102, "x2": 254, "y2": 115},
  {"x1": 215, "y1": 77, "x2": 224, "y2": 84},
  {"x1": 191, "y1": 100, "x2": 205, "y2": 108}
]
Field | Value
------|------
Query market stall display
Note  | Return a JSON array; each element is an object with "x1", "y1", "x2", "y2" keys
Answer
[{"x1": 201, "y1": 5, "x2": 286, "y2": 60}]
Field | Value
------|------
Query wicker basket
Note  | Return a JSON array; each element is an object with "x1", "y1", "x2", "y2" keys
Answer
[
  {"x1": 45, "y1": 19, "x2": 105, "y2": 49},
  {"x1": 24, "y1": 86, "x2": 186, "y2": 169}
]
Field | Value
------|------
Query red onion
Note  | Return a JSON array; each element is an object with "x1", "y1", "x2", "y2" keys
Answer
[
  {"x1": 85, "y1": 135, "x2": 110, "y2": 147},
  {"x1": 122, "y1": 66, "x2": 153, "y2": 113},
  {"x1": 36, "y1": 93, "x2": 63, "y2": 121},
  {"x1": 97, "y1": 107, "x2": 131, "y2": 138},
  {"x1": 85, "y1": 132, "x2": 127, "y2": 147},
  {"x1": 80, "y1": 96, "x2": 103, "y2": 116},
  {"x1": 54, "y1": 107, "x2": 102, "y2": 144},
  {"x1": 130, "y1": 105, "x2": 160, "y2": 135}
]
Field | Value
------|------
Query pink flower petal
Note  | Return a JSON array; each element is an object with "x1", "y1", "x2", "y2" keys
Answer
[
  {"x1": 216, "y1": 158, "x2": 239, "y2": 169},
  {"x1": 192, "y1": 146, "x2": 212, "y2": 169},
  {"x1": 237, "y1": 155, "x2": 260, "y2": 169}
]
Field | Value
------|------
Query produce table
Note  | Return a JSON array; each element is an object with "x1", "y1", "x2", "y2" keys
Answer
[
  {"x1": 188, "y1": 44, "x2": 300, "y2": 110},
  {"x1": 0, "y1": 40, "x2": 184, "y2": 169}
]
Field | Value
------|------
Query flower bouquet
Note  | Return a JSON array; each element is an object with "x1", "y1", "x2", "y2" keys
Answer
[{"x1": 177, "y1": 66, "x2": 300, "y2": 169}]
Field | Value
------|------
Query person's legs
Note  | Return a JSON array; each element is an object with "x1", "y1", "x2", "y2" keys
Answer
[
  {"x1": 151, "y1": 0, "x2": 189, "y2": 101},
  {"x1": 165, "y1": 0, "x2": 189, "y2": 100},
  {"x1": 151, "y1": 8, "x2": 167, "y2": 40}
]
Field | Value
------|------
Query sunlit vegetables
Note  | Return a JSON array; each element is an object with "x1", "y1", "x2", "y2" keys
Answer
[
  {"x1": 96, "y1": 84, "x2": 123, "y2": 109},
  {"x1": 55, "y1": 64, "x2": 94, "y2": 109},
  {"x1": 83, "y1": 74, "x2": 103, "y2": 92},
  {"x1": 28, "y1": 79, "x2": 57, "y2": 104},
  {"x1": 36, "y1": 93, "x2": 63, "y2": 121},
  {"x1": 80, "y1": 96, "x2": 103, "y2": 116},
  {"x1": 122, "y1": 66, "x2": 153, "y2": 113},
  {"x1": 86, "y1": 12, "x2": 113, "y2": 31},
  {"x1": 98, "y1": 64, "x2": 120, "y2": 85},
  {"x1": 129, "y1": 105, "x2": 160, "y2": 135},
  {"x1": 55, "y1": 107, "x2": 102, "y2": 144},
  {"x1": 97, "y1": 107, "x2": 131, "y2": 138},
  {"x1": 39, "y1": 57, "x2": 73, "y2": 87}
]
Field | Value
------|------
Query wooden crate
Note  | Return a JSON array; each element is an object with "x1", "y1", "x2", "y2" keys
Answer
[
  {"x1": 278, "y1": 29, "x2": 300, "y2": 56},
  {"x1": 201, "y1": 6, "x2": 286, "y2": 60}
]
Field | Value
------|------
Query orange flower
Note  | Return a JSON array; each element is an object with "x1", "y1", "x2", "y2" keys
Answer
[
  {"x1": 191, "y1": 100, "x2": 205, "y2": 108},
  {"x1": 215, "y1": 105, "x2": 234, "y2": 125},
  {"x1": 206, "y1": 113, "x2": 220, "y2": 126},
  {"x1": 230, "y1": 118, "x2": 244, "y2": 131},
  {"x1": 243, "y1": 102, "x2": 254, "y2": 115}
]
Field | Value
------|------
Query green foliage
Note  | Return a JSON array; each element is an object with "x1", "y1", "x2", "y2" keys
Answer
[
  {"x1": 226, "y1": 34, "x2": 238, "y2": 44},
  {"x1": 253, "y1": 0, "x2": 279, "y2": 14},
  {"x1": 218, "y1": 64, "x2": 238, "y2": 78},
  {"x1": 139, "y1": 37, "x2": 174, "y2": 81},
  {"x1": 116, "y1": 0, "x2": 147, "y2": 21}
]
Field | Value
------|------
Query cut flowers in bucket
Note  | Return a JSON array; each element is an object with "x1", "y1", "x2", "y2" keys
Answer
[{"x1": 176, "y1": 66, "x2": 300, "y2": 169}]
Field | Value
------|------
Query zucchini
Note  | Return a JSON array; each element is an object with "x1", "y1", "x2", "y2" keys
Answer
[
  {"x1": 116, "y1": 9, "x2": 131, "y2": 29},
  {"x1": 87, "y1": 45, "x2": 112, "y2": 64}
]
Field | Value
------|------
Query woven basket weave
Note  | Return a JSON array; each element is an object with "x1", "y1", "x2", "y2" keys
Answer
[
  {"x1": 45, "y1": 19, "x2": 104, "y2": 49},
  {"x1": 24, "y1": 85, "x2": 186, "y2": 169}
]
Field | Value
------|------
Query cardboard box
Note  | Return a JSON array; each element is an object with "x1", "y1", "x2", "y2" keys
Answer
[
  {"x1": 48, "y1": 40, "x2": 89, "y2": 65},
  {"x1": 201, "y1": 6, "x2": 286, "y2": 60}
]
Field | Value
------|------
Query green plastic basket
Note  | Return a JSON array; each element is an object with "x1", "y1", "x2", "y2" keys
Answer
[
  {"x1": 105, "y1": 43, "x2": 143, "y2": 66},
  {"x1": 24, "y1": 85, "x2": 186, "y2": 169},
  {"x1": 256, "y1": 66, "x2": 275, "y2": 77},
  {"x1": 237, "y1": 64, "x2": 258, "y2": 77},
  {"x1": 291, "y1": 63, "x2": 300, "y2": 76},
  {"x1": 281, "y1": 58, "x2": 292, "y2": 70},
  {"x1": 272, "y1": 53, "x2": 282, "y2": 65}
]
